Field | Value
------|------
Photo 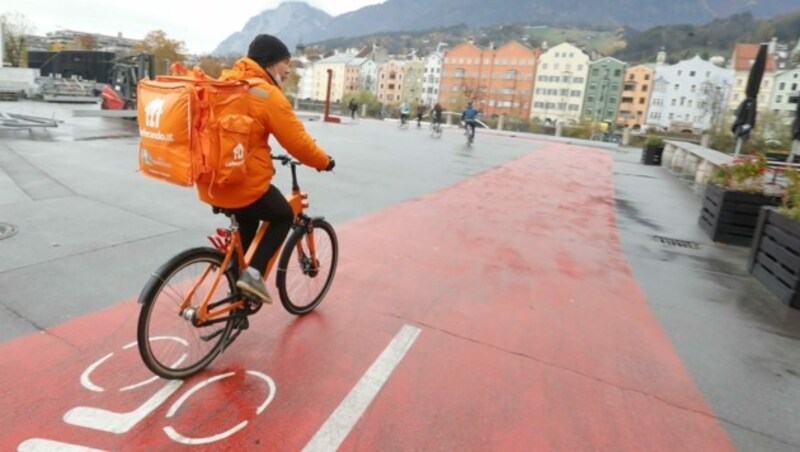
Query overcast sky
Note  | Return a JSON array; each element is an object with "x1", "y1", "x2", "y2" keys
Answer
[{"x1": 4, "y1": 0, "x2": 385, "y2": 54}]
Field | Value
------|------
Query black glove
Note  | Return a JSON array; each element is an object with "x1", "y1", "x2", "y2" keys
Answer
[{"x1": 324, "y1": 158, "x2": 335, "y2": 172}]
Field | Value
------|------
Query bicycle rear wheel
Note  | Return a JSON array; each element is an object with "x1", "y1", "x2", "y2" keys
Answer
[
  {"x1": 137, "y1": 247, "x2": 238, "y2": 379},
  {"x1": 276, "y1": 219, "x2": 339, "y2": 315}
]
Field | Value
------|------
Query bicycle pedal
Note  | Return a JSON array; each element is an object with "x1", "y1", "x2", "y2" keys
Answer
[{"x1": 234, "y1": 317, "x2": 249, "y2": 330}]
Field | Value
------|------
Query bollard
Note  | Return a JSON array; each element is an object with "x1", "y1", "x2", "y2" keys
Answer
[
  {"x1": 361, "y1": 104, "x2": 367, "y2": 118},
  {"x1": 497, "y1": 114, "x2": 505, "y2": 131},
  {"x1": 622, "y1": 127, "x2": 631, "y2": 146},
  {"x1": 555, "y1": 121, "x2": 563, "y2": 137}
]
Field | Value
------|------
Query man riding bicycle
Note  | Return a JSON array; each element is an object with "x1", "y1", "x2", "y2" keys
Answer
[
  {"x1": 196, "y1": 34, "x2": 335, "y2": 305},
  {"x1": 461, "y1": 101, "x2": 478, "y2": 140},
  {"x1": 399, "y1": 101, "x2": 410, "y2": 125},
  {"x1": 432, "y1": 103, "x2": 443, "y2": 128}
]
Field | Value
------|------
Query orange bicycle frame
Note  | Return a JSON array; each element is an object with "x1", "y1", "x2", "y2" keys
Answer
[{"x1": 180, "y1": 187, "x2": 312, "y2": 325}]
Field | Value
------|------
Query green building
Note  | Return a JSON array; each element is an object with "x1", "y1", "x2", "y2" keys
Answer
[{"x1": 582, "y1": 57, "x2": 626, "y2": 125}]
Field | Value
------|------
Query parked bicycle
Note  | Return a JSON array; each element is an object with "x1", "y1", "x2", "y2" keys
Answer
[
  {"x1": 137, "y1": 154, "x2": 338, "y2": 379},
  {"x1": 590, "y1": 131, "x2": 621, "y2": 143}
]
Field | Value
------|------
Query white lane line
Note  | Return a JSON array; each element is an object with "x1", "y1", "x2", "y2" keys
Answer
[{"x1": 302, "y1": 324, "x2": 421, "y2": 452}]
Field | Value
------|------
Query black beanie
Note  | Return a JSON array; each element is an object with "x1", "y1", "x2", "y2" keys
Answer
[{"x1": 247, "y1": 34, "x2": 291, "y2": 68}]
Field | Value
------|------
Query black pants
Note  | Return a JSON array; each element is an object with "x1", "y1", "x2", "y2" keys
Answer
[{"x1": 233, "y1": 185, "x2": 293, "y2": 274}]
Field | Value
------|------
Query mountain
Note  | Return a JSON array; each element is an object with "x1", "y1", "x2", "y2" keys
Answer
[
  {"x1": 212, "y1": 2, "x2": 332, "y2": 56},
  {"x1": 214, "y1": 0, "x2": 799, "y2": 57}
]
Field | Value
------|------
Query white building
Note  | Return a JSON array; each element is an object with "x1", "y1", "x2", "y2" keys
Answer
[
  {"x1": 421, "y1": 48, "x2": 445, "y2": 106},
  {"x1": 348, "y1": 58, "x2": 378, "y2": 94},
  {"x1": 529, "y1": 42, "x2": 590, "y2": 124},
  {"x1": 770, "y1": 68, "x2": 800, "y2": 124},
  {"x1": 297, "y1": 64, "x2": 315, "y2": 100},
  {"x1": 646, "y1": 55, "x2": 733, "y2": 132}
]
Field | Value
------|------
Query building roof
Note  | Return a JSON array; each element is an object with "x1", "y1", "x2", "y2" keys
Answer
[
  {"x1": 590, "y1": 56, "x2": 626, "y2": 66},
  {"x1": 732, "y1": 43, "x2": 777, "y2": 72},
  {"x1": 317, "y1": 53, "x2": 357, "y2": 65}
]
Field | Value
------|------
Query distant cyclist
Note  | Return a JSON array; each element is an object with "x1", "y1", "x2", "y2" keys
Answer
[
  {"x1": 416, "y1": 101, "x2": 426, "y2": 128},
  {"x1": 432, "y1": 102, "x2": 443, "y2": 127},
  {"x1": 461, "y1": 101, "x2": 478, "y2": 140},
  {"x1": 399, "y1": 101, "x2": 410, "y2": 126}
]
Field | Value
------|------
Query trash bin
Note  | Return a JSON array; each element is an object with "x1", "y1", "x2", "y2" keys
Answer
[{"x1": 641, "y1": 144, "x2": 664, "y2": 165}]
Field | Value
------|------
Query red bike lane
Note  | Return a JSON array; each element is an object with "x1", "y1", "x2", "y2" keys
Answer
[{"x1": 0, "y1": 145, "x2": 733, "y2": 451}]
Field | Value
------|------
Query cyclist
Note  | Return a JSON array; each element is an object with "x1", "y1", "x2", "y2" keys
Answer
[
  {"x1": 399, "y1": 101, "x2": 410, "y2": 126},
  {"x1": 432, "y1": 102, "x2": 443, "y2": 130},
  {"x1": 415, "y1": 101, "x2": 426, "y2": 128},
  {"x1": 462, "y1": 101, "x2": 478, "y2": 140},
  {"x1": 196, "y1": 34, "x2": 335, "y2": 304}
]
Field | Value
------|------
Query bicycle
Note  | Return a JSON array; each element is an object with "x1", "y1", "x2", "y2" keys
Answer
[
  {"x1": 137, "y1": 154, "x2": 339, "y2": 379},
  {"x1": 430, "y1": 120, "x2": 443, "y2": 138},
  {"x1": 398, "y1": 113, "x2": 409, "y2": 129},
  {"x1": 463, "y1": 120, "x2": 476, "y2": 145},
  {"x1": 590, "y1": 131, "x2": 621, "y2": 143}
]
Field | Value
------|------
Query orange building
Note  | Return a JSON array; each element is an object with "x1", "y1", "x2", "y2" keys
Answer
[
  {"x1": 617, "y1": 64, "x2": 654, "y2": 130},
  {"x1": 439, "y1": 41, "x2": 541, "y2": 118},
  {"x1": 376, "y1": 60, "x2": 406, "y2": 104}
]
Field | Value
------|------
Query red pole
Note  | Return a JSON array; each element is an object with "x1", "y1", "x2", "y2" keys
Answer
[{"x1": 323, "y1": 69, "x2": 340, "y2": 123}]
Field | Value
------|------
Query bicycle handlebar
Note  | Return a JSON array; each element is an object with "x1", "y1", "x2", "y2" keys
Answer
[{"x1": 271, "y1": 154, "x2": 301, "y2": 166}]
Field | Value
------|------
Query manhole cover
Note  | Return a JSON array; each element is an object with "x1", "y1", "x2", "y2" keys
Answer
[
  {"x1": 653, "y1": 235, "x2": 700, "y2": 249},
  {"x1": 0, "y1": 222, "x2": 18, "y2": 240}
]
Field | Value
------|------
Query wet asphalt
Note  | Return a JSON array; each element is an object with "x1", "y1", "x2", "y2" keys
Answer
[{"x1": 0, "y1": 100, "x2": 799, "y2": 450}]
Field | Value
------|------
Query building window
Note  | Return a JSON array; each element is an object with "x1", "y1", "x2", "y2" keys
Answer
[
  {"x1": 644, "y1": 74, "x2": 650, "y2": 80},
  {"x1": 690, "y1": 71, "x2": 696, "y2": 77}
]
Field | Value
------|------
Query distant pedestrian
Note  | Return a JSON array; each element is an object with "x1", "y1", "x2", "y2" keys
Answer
[{"x1": 348, "y1": 98, "x2": 358, "y2": 119}]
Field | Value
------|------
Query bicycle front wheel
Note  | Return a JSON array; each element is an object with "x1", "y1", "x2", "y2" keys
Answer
[
  {"x1": 137, "y1": 247, "x2": 238, "y2": 379},
  {"x1": 276, "y1": 219, "x2": 339, "y2": 315}
]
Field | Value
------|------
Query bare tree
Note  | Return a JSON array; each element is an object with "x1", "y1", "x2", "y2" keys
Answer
[
  {"x1": 74, "y1": 33, "x2": 97, "y2": 51},
  {"x1": 1, "y1": 12, "x2": 35, "y2": 67},
  {"x1": 132, "y1": 30, "x2": 186, "y2": 75}
]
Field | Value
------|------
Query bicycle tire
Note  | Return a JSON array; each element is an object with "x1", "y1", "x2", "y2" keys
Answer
[
  {"x1": 137, "y1": 247, "x2": 238, "y2": 379},
  {"x1": 276, "y1": 219, "x2": 339, "y2": 315}
]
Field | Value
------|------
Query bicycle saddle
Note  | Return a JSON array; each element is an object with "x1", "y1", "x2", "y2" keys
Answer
[{"x1": 211, "y1": 206, "x2": 237, "y2": 217}]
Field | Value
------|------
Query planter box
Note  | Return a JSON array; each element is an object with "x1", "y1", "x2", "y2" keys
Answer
[
  {"x1": 641, "y1": 144, "x2": 664, "y2": 165},
  {"x1": 698, "y1": 183, "x2": 781, "y2": 246},
  {"x1": 748, "y1": 207, "x2": 800, "y2": 309}
]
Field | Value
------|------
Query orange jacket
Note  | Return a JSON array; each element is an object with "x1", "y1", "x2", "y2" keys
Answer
[{"x1": 196, "y1": 57, "x2": 330, "y2": 208}]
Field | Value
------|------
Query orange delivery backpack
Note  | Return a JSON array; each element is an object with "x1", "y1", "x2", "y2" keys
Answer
[{"x1": 136, "y1": 63, "x2": 258, "y2": 191}]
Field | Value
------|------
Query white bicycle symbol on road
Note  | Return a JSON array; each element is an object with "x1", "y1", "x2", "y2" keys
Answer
[{"x1": 18, "y1": 337, "x2": 276, "y2": 450}]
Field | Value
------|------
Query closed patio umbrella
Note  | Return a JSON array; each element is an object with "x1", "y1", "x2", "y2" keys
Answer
[
  {"x1": 732, "y1": 43, "x2": 768, "y2": 157},
  {"x1": 790, "y1": 94, "x2": 800, "y2": 162}
]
